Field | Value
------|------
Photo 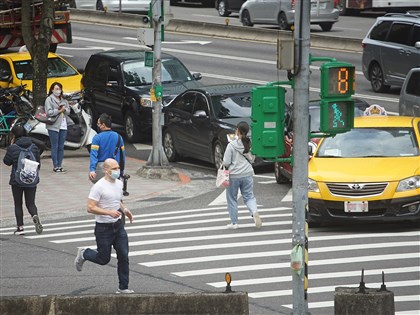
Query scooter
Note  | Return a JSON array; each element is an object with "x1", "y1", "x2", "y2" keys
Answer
[{"x1": 23, "y1": 101, "x2": 97, "y2": 154}]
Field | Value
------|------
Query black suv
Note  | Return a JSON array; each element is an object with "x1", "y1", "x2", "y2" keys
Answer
[{"x1": 81, "y1": 49, "x2": 202, "y2": 142}]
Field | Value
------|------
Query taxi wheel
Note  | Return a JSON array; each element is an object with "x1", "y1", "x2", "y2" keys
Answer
[{"x1": 274, "y1": 162, "x2": 289, "y2": 184}]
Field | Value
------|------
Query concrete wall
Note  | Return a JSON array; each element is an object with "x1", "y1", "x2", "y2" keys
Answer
[{"x1": 0, "y1": 292, "x2": 249, "y2": 315}]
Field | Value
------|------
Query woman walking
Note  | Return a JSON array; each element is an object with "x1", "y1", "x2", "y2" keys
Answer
[
  {"x1": 222, "y1": 121, "x2": 262, "y2": 230},
  {"x1": 45, "y1": 82, "x2": 73, "y2": 173},
  {"x1": 3, "y1": 125, "x2": 43, "y2": 235}
]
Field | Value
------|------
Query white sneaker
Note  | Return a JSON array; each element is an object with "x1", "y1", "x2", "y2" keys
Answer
[
  {"x1": 226, "y1": 223, "x2": 239, "y2": 230},
  {"x1": 74, "y1": 248, "x2": 86, "y2": 272},
  {"x1": 116, "y1": 288, "x2": 134, "y2": 294},
  {"x1": 253, "y1": 212, "x2": 262, "y2": 229}
]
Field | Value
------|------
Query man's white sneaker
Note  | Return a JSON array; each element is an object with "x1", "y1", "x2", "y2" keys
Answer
[
  {"x1": 116, "y1": 288, "x2": 134, "y2": 294},
  {"x1": 253, "y1": 212, "x2": 262, "y2": 229},
  {"x1": 74, "y1": 248, "x2": 86, "y2": 272},
  {"x1": 226, "y1": 223, "x2": 239, "y2": 230}
]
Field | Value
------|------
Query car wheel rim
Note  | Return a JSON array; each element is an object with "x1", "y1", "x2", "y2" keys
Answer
[
  {"x1": 218, "y1": 2, "x2": 225, "y2": 15},
  {"x1": 243, "y1": 11, "x2": 250, "y2": 25},
  {"x1": 371, "y1": 65, "x2": 383, "y2": 91},
  {"x1": 279, "y1": 14, "x2": 287, "y2": 30},
  {"x1": 214, "y1": 143, "x2": 223, "y2": 169},
  {"x1": 125, "y1": 117, "x2": 134, "y2": 139},
  {"x1": 163, "y1": 132, "x2": 174, "y2": 159}
]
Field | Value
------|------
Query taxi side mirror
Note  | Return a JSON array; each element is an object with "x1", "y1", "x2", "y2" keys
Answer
[{"x1": 308, "y1": 142, "x2": 317, "y2": 156}]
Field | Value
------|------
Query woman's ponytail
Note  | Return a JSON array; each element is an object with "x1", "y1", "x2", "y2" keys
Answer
[{"x1": 237, "y1": 121, "x2": 251, "y2": 153}]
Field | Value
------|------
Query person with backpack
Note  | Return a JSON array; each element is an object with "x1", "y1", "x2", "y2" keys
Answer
[
  {"x1": 3, "y1": 125, "x2": 43, "y2": 235},
  {"x1": 89, "y1": 113, "x2": 125, "y2": 183}
]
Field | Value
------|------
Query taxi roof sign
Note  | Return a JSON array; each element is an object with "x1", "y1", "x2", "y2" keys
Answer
[{"x1": 364, "y1": 104, "x2": 387, "y2": 116}]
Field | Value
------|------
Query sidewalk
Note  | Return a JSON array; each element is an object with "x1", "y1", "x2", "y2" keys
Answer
[{"x1": 0, "y1": 148, "x2": 191, "y2": 226}]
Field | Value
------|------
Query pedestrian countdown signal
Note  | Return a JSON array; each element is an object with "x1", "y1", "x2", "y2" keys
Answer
[{"x1": 320, "y1": 62, "x2": 355, "y2": 134}]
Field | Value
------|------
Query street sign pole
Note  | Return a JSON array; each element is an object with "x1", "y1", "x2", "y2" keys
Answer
[
  {"x1": 292, "y1": 0, "x2": 310, "y2": 314},
  {"x1": 147, "y1": 0, "x2": 168, "y2": 167}
]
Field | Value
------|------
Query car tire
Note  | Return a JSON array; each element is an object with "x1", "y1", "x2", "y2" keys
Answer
[
  {"x1": 369, "y1": 62, "x2": 390, "y2": 93},
  {"x1": 96, "y1": 0, "x2": 104, "y2": 11},
  {"x1": 274, "y1": 162, "x2": 290, "y2": 184},
  {"x1": 217, "y1": 0, "x2": 230, "y2": 17},
  {"x1": 124, "y1": 111, "x2": 141, "y2": 143},
  {"x1": 320, "y1": 23, "x2": 333, "y2": 32},
  {"x1": 278, "y1": 12, "x2": 290, "y2": 31},
  {"x1": 241, "y1": 10, "x2": 254, "y2": 27},
  {"x1": 213, "y1": 140, "x2": 224, "y2": 170},
  {"x1": 163, "y1": 129, "x2": 179, "y2": 162}
]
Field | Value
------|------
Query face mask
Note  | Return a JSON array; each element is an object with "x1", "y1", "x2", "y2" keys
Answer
[
  {"x1": 53, "y1": 90, "x2": 61, "y2": 97},
  {"x1": 109, "y1": 170, "x2": 120, "y2": 180}
]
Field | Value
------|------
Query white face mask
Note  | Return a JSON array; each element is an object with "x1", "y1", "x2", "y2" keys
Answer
[
  {"x1": 53, "y1": 90, "x2": 61, "y2": 97},
  {"x1": 109, "y1": 170, "x2": 120, "y2": 180}
]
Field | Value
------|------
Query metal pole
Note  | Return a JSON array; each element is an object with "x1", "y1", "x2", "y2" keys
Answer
[
  {"x1": 146, "y1": 0, "x2": 168, "y2": 167},
  {"x1": 292, "y1": 0, "x2": 311, "y2": 314}
]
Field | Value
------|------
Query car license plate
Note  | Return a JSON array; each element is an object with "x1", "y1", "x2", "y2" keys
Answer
[
  {"x1": 344, "y1": 201, "x2": 368, "y2": 213},
  {"x1": 311, "y1": 2, "x2": 327, "y2": 10}
]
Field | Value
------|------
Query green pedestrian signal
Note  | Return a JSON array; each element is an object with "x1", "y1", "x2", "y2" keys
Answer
[
  {"x1": 251, "y1": 85, "x2": 285, "y2": 159},
  {"x1": 319, "y1": 61, "x2": 355, "y2": 134}
]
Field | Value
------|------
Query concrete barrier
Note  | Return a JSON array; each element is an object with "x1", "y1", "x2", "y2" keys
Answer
[
  {"x1": 0, "y1": 292, "x2": 249, "y2": 315},
  {"x1": 69, "y1": 9, "x2": 363, "y2": 52}
]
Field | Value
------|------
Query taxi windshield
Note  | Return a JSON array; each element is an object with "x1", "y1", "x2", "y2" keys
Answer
[
  {"x1": 316, "y1": 127, "x2": 419, "y2": 158},
  {"x1": 13, "y1": 58, "x2": 78, "y2": 80}
]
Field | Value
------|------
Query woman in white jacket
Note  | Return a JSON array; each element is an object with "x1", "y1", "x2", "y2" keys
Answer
[
  {"x1": 44, "y1": 82, "x2": 73, "y2": 173},
  {"x1": 222, "y1": 121, "x2": 262, "y2": 230}
]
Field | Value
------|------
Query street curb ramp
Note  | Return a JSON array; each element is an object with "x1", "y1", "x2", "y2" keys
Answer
[{"x1": 0, "y1": 292, "x2": 249, "y2": 315}]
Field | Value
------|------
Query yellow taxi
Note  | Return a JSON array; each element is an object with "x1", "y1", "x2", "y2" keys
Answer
[
  {"x1": 0, "y1": 51, "x2": 82, "y2": 101},
  {"x1": 308, "y1": 108, "x2": 420, "y2": 224}
]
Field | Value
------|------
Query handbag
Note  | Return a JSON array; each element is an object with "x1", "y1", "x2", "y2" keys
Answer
[
  {"x1": 34, "y1": 105, "x2": 60, "y2": 125},
  {"x1": 216, "y1": 165, "x2": 230, "y2": 188}
]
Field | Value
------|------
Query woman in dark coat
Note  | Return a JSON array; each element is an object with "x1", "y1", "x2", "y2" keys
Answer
[{"x1": 3, "y1": 125, "x2": 43, "y2": 235}]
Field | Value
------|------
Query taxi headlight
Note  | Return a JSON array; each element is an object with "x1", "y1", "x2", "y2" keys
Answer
[
  {"x1": 140, "y1": 96, "x2": 152, "y2": 108},
  {"x1": 396, "y1": 176, "x2": 420, "y2": 192},
  {"x1": 308, "y1": 178, "x2": 319, "y2": 192}
]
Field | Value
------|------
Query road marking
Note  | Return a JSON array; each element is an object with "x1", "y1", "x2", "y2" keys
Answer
[
  {"x1": 283, "y1": 295, "x2": 420, "y2": 309},
  {"x1": 137, "y1": 240, "x2": 417, "y2": 264},
  {"x1": 282, "y1": 189, "x2": 293, "y2": 202},
  {"x1": 208, "y1": 189, "x2": 230, "y2": 206},
  {"x1": 132, "y1": 143, "x2": 152, "y2": 150},
  {"x1": 208, "y1": 266, "x2": 420, "y2": 287},
  {"x1": 172, "y1": 252, "x2": 419, "y2": 277}
]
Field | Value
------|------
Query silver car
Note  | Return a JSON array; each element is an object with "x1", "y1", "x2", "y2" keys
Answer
[
  {"x1": 239, "y1": 0, "x2": 339, "y2": 31},
  {"x1": 399, "y1": 67, "x2": 420, "y2": 117},
  {"x1": 362, "y1": 12, "x2": 420, "y2": 93},
  {"x1": 70, "y1": 0, "x2": 149, "y2": 12}
]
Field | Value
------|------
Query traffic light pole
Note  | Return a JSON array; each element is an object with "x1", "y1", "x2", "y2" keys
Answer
[
  {"x1": 147, "y1": 0, "x2": 168, "y2": 167},
  {"x1": 291, "y1": 0, "x2": 310, "y2": 314}
]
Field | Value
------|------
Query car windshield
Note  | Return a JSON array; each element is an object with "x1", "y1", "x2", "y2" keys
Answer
[
  {"x1": 212, "y1": 92, "x2": 251, "y2": 119},
  {"x1": 316, "y1": 127, "x2": 419, "y2": 158},
  {"x1": 123, "y1": 58, "x2": 192, "y2": 87},
  {"x1": 14, "y1": 58, "x2": 78, "y2": 80}
]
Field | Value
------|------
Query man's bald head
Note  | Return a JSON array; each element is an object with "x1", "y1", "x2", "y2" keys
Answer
[{"x1": 103, "y1": 158, "x2": 119, "y2": 171}]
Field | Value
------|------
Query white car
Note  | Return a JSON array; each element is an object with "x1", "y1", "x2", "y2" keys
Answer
[{"x1": 71, "y1": 0, "x2": 149, "y2": 12}]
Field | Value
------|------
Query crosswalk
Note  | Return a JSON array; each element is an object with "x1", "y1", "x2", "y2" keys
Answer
[{"x1": 2, "y1": 204, "x2": 419, "y2": 314}]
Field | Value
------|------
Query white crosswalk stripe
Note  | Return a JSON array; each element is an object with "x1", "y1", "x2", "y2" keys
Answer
[{"x1": 11, "y1": 204, "x2": 420, "y2": 314}]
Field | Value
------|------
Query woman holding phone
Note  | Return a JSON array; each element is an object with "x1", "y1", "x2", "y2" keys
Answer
[{"x1": 44, "y1": 82, "x2": 73, "y2": 173}]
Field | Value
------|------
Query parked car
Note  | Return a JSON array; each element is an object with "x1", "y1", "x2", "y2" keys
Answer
[
  {"x1": 162, "y1": 83, "x2": 257, "y2": 169},
  {"x1": 239, "y1": 0, "x2": 339, "y2": 31},
  {"x1": 362, "y1": 12, "x2": 420, "y2": 93},
  {"x1": 399, "y1": 67, "x2": 420, "y2": 117},
  {"x1": 274, "y1": 98, "x2": 370, "y2": 184},
  {"x1": 81, "y1": 49, "x2": 202, "y2": 142},
  {"x1": 170, "y1": 0, "x2": 215, "y2": 7},
  {"x1": 216, "y1": 0, "x2": 246, "y2": 17},
  {"x1": 69, "y1": 0, "x2": 149, "y2": 12},
  {"x1": 308, "y1": 115, "x2": 420, "y2": 225},
  {"x1": 0, "y1": 51, "x2": 82, "y2": 101}
]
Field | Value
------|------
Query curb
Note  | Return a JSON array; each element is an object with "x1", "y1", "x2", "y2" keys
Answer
[{"x1": 69, "y1": 9, "x2": 363, "y2": 52}]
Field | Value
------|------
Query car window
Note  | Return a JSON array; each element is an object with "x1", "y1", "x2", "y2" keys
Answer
[
  {"x1": 171, "y1": 92, "x2": 196, "y2": 114},
  {"x1": 409, "y1": 25, "x2": 420, "y2": 47},
  {"x1": 406, "y1": 71, "x2": 420, "y2": 96},
  {"x1": 92, "y1": 62, "x2": 108, "y2": 86},
  {"x1": 316, "y1": 127, "x2": 419, "y2": 158},
  {"x1": 14, "y1": 57, "x2": 78, "y2": 80},
  {"x1": 211, "y1": 92, "x2": 251, "y2": 119},
  {"x1": 0, "y1": 59, "x2": 11, "y2": 81},
  {"x1": 161, "y1": 58, "x2": 192, "y2": 83},
  {"x1": 369, "y1": 20, "x2": 392, "y2": 41},
  {"x1": 387, "y1": 23, "x2": 412, "y2": 45},
  {"x1": 193, "y1": 93, "x2": 209, "y2": 116}
]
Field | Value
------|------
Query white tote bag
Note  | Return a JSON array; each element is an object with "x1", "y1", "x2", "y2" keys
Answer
[{"x1": 216, "y1": 165, "x2": 230, "y2": 188}]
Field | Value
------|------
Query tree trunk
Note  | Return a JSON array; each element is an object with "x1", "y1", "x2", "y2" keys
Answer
[{"x1": 21, "y1": 0, "x2": 55, "y2": 108}]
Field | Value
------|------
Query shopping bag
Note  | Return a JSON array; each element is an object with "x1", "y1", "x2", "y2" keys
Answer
[{"x1": 216, "y1": 165, "x2": 230, "y2": 188}]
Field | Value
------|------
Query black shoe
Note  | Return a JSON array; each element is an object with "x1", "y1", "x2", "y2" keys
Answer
[
  {"x1": 58, "y1": 167, "x2": 67, "y2": 173},
  {"x1": 14, "y1": 226, "x2": 24, "y2": 235},
  {"x1": 32, "y1": 215, "x2": 43, "y2": 234}
]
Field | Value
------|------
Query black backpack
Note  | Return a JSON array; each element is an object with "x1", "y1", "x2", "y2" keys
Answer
[{"x1": 14, "y1": 144, "x2": 39, "y2": 187}]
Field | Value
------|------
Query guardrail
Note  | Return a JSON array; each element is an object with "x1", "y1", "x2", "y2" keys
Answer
[{"x1": 69, "y1": 9, "x2": 363, "y2": 53}]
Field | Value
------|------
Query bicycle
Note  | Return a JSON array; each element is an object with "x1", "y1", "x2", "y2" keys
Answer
[{"x1": 0, "y1": 108, "x2": 16, "y2": 147}]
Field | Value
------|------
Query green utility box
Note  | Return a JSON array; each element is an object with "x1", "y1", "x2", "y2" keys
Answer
[{"x1": 251, "y1": 85, "x2": 285, "y2": 159}]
